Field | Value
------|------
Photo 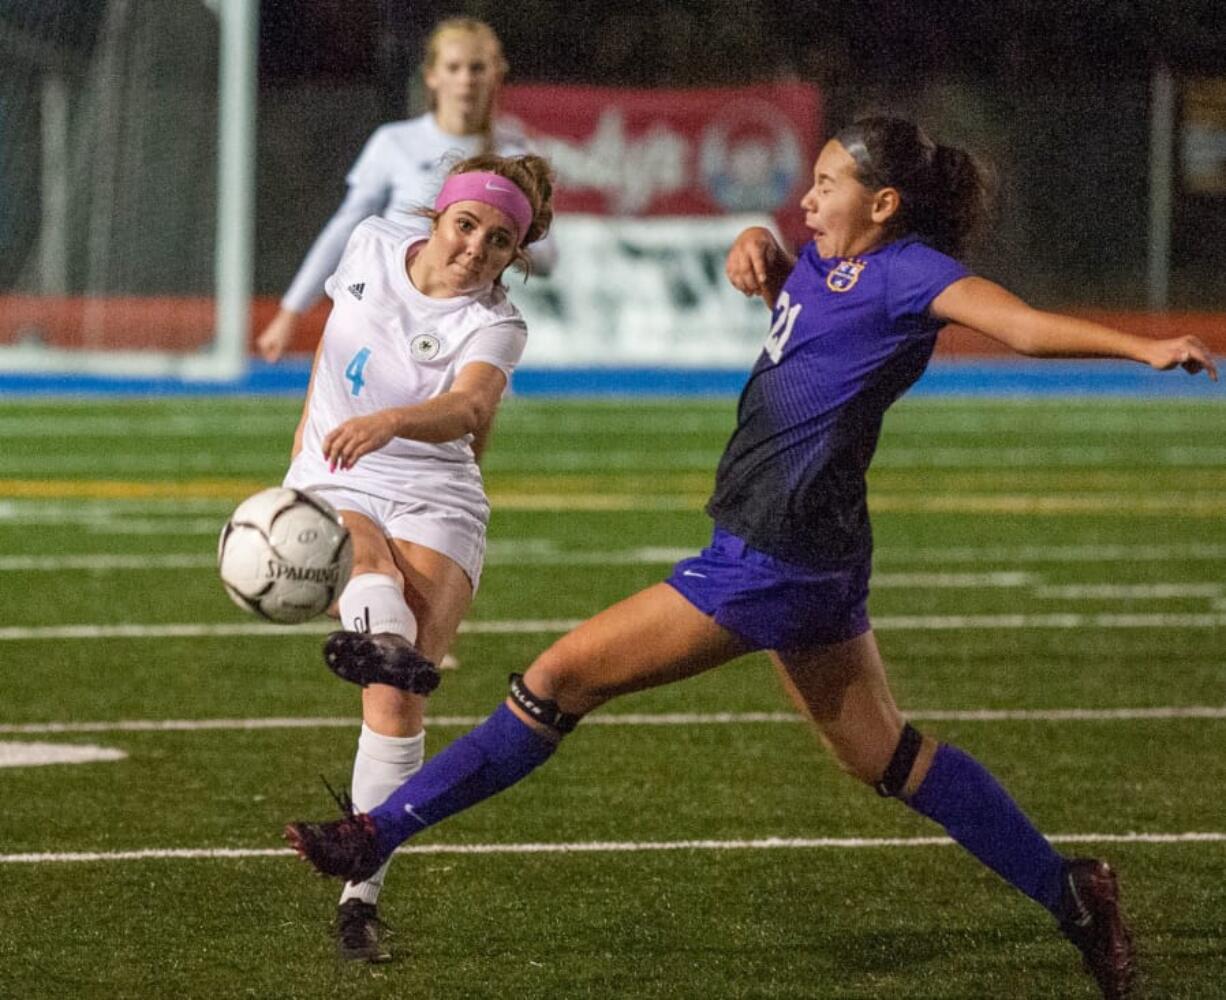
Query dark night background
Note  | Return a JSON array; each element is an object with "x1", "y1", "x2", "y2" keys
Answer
[{"x1": 3, "y1": 0, "x2": 1226, "y2": 305}]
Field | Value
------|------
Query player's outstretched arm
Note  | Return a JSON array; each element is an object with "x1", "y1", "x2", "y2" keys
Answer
[
  {"x1": 257, "y1": 308, "x2": 302, "y2": 363},
  {"x1": 266, "y1": 179, "x2": 391, "y2": 362},
  {"x1": 321, "y1": 362, "x2": 507, "y2": 471},
  {"x1": 931, "y1": 276, "x2": 1219, "y2": 380},
  {"x1": 725, "y1": 226, "x2": 795, "y2": 310}
]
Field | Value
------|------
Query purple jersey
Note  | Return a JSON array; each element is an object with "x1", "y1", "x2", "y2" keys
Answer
[{"x1": 706, "y1": 235, "x2": 969, "y2": 567}]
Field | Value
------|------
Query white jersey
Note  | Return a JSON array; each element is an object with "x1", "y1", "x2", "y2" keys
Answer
[
  {"x1": 282, "y1": 113, "x2": 554, "y2": 313},
  {"x1": 284, "y1": 217, "x2": 527, "y2": 524}
]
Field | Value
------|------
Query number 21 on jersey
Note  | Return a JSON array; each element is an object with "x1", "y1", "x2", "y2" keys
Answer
[
  {"x1": 763, "y1": 291, "x2": 801, "y2": 364},
  {"x1": 345, "y1": 348, "x2": 372, "y2": 396}
]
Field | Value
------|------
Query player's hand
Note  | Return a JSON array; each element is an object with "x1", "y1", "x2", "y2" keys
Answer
[
  {"x1": 1146, "y1": 336, "x2": 1219, "y2": 381},
  {"x1": 725, "y1": 227, "x2": 791, "y2": 309},
  {"x1": 255, "y1": 309, "x2": 300, "y2": 363},
  {"x1": 322, "y1": 412, "x2": 398, "y2": 471}
]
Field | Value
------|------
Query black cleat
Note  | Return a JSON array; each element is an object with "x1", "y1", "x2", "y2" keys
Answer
[
  {"x1": 284, "y1": 783, "x2": 387, "y2": 885},
  {"x1": 334, "y1": 899, "x2": 393, "y2": 963},
  {"x1": 1058, "y1": 858, "x2": 1136, "y2": 999},
  {"x1": 324, "y1": 631, "x2": 441, "y2": 695}
]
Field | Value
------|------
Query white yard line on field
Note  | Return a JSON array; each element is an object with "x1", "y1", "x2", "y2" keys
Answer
[
  {"x1": 10, "y1": 446, "x2": 1226, "y2": 474},
  {"x1": 3, "y1": 611, "x2": 1224, "y2": 643},
  {"x1": 0, "y1": 554, "x2": 219, "y2": 570},
  {"x1": 871, "y1": 446, "x2": 1226, "y2": 468},
  {"x1": 3, "y1": 705, "x2": 1225, "y2": 736},
  {"x1": 3, "y1": 550, "x2": 1221, "y2": 602},
  {"x1": 1033, "y1": 583, "x2": 1222, "y2": 599},
  {"x1": 0, "y1": 552, "x2": 1038, "y2": 590},
  {"x1": 876, "y1": 542, "x2": 1226, "y2": 564},
  {"x1": 2, "y1": 831, "x2": 1223, "y2": 865},
  {"x1": 5, "y1": 498, "x2": 1226, "y2": 525},
  {"x1": 0, "y1": 416, "x2": 294, "y2": 437}
]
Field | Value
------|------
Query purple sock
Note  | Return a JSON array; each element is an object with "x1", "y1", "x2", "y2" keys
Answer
[
  {"x1": 907, "y1": 744, "x2": 1066, "y2": 914},
  {"x1": 367, "y1": 704, "x2": 556, "y2": 856}
]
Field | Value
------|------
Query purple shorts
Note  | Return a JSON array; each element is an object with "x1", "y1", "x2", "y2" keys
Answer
[{"x1": 665, "y1": 528, "x2": 871, "y2": 652}]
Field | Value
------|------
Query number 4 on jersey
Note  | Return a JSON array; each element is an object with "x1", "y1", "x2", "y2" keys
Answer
[
  {"x1": 345, "y1": 348, "x2": 372, "y2": 396},
  {"x1": 764, "y1": 291, "x2": 801, "y2": 364}
]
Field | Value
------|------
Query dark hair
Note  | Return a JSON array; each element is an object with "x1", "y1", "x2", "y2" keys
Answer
[
  {"x1": 417, "y1": 152, "x2": 554, "y2": 279},
  {"x1": 834, "y1": 116, "x2": 992, "y2": 258}
]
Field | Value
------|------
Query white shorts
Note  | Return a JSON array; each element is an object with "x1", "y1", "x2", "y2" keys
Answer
[{"x1": 304, "y1": 483, "x2": 486, "y2": 592}]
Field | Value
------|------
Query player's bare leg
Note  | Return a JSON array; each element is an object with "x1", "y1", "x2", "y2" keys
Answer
[
  {"x1": 325, "y1": 515, "x2": 441, "y2": 699},
  {"x1": 322, "y1": 517, "x2": 472, "y2": 961},
  {"x1": 774, "y1": 633, "x2": 1135, "y2": 998},
  {"x1": 288, "y1": 583, "x2": 748, "y2": 883},
  {"x1": 516, "y1": 583, "x2": 749, "y2": 725}
]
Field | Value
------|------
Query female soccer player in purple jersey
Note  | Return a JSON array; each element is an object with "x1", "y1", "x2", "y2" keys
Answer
[{"x1": 286, "y1": 116, "x2": 1217, "y2": 998}]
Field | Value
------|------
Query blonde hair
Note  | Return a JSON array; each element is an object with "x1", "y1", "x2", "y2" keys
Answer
[
  {"x1": 422, "y1": 18, "x2": 507, "y2": 148},
  {"x1": 418, "y1": 153, "x2": 554, "y2": 280}
]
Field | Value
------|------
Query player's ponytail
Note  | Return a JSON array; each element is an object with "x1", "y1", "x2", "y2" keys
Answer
[
  {"x1": 919, "y1": 144, "x2": 992, "y2": 259},
  {"x1": 836, "y1": 116, "x2": 992, "y2": 259}
]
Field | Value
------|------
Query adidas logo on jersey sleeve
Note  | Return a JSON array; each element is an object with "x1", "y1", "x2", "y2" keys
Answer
[{"x1": 347, "y1": 282, "x2": 365, "y2": 300}]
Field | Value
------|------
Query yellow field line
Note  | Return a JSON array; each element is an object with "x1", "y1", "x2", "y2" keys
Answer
[{"x1": 0, "y1": 479, "x2": 267, "y2": 500}]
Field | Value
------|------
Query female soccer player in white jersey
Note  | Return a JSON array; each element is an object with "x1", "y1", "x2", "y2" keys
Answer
[
  {"x1": 281, "y1": 151, "x2": 553, "y2": 961},
  {"x1": 257, "y1": 17, "x2": 556, "y2": 363}
]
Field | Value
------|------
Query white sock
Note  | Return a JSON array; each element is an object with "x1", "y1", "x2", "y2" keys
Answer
[
  {"x1": 339, "y1": 724, "x2": 426, "y2": 905},
  {"x1": 338, "y1": 572, "x2": 417, "y2": 641}
]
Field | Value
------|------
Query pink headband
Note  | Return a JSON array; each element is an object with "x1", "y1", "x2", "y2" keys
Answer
[{"x1": 434, "y1": 171, "x2": 533, "y2": 245}]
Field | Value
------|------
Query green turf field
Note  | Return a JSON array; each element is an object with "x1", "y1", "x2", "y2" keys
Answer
[{"x1": 0, "y1": 395, "x2": 1223, "y2": 999}]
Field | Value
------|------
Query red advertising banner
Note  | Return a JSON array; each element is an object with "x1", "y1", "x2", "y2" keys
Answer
[{"x1": 501, "y1": 82, "x2": 822, "y2": 247}]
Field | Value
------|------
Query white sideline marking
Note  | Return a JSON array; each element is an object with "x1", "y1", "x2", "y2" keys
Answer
[
  {"x1": 3, "y1": 511, "x2": 1220, "y2": 565},
  {"x1": 0, "y1": 742, "x2": 126, "y2": 767},
  {"x1": 1034, "y1": 583, "x2": 1222, "y2": 599},
  {"x1": 0, "y1": 620, "x2": 578, "y2": 641},
  {"x1": 3, "y1": 611, "x2": 1225, "y2": 643},
  {"x1": 16, "y1": 446, "x2": 1226, "y2": 474},
  {"x1": 878, "y1": 542, "x2": 1226, "y2": 565},
  {"x1": 4, "y1": 554, "x2": 1221, "y2": 604},
  {"x1": 0, "y1": 553, "x2": 1035, "y2": 590},
  {"x1": 876, "y1": 612, "x2": 1226, "y2": 630},
  {"x1": 872, "y1": 446, "x2": 1226, "y2": 468},
  {"x1": 4, "y1": 705, "x2": 1225, "y2": 736},
  {"x1": 3, "y1": 831, "x2": 1223, "y2": 865},
  {"x1": 0, "y1": 554, "x2": 217, "y2": 571}
]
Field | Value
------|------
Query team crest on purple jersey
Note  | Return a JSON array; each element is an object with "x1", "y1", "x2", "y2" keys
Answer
[{"x1": 826, "y1": 258, "x2": 867, "y2": 293}]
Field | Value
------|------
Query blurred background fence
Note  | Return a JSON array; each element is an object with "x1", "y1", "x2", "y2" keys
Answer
[{"x1": 2, "y1": 0, "x2": 1225, "y2": 381}]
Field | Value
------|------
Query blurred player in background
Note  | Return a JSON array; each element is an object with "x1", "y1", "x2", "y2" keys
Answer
[
  {"x1": 286, "y1": 116, "x2": 1216, "y2": 997},
  {"x1": 257, "y1": 17, "x2": 556, "y2": 363},
  {"x1": 282, "y1": 152, "x2": 553, "y2": 961}
]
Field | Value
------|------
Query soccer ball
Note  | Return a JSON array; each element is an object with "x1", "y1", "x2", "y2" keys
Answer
[{"x1": 218, "y1": 487, "x2": 353, "y2": 624}]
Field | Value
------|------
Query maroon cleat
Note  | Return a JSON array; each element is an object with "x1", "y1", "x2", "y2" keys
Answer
[
  {"x1": 1057, "y1": 858, "x2": 1137, "y2": 999},
  {"x1": 284, "y1": 809, "x2": 386, "y2": 885},
  {"x1": 324, "y1": 631, "x2": 441, "y2": 695}
]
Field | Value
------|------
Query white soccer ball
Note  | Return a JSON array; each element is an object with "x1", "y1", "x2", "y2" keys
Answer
[{"x1": 217, "y1": 487, "x2": 353, "y2": 624}]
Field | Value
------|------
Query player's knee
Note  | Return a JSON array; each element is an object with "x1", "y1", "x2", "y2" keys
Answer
[
  {"x1": 826, "y1": 742, "x2": 890, "y2": 787},
  {"x1": 508, "y1": 666, "x2": 583, "y2": 738},
  {"x1": 823, "y1": 723, "x2": 926, "y2": 792},
  {"x1": 361, "y1": 684, "x2": 425, "y2": 734},
  {"x1": 872, "y1": 723, "x2": 925, "y2": 798},
  {"x1": 348, "y1": 559, "x2": 403, "y2": 586},
  {"x1": 521, "y1": 646, "x2": 596, "y2": 710}
]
